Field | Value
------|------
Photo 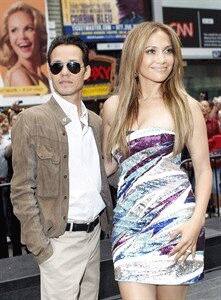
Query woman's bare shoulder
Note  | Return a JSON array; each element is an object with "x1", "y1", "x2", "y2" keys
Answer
[
  {"x1": 103, "y1": 95, "x2": 119, "y2": 124},
  {"x1": 4, "y1": 65, "x2": 35, "y2": 86},
  {"x1": 103, "y1": 94, "x2": 119, "y2": 112},
  {"x1": 186, "y1": 95, "x2": 201, "y2": 113}
]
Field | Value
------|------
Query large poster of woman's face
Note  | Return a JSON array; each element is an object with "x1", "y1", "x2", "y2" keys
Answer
[{"x1": 0, "y1": 0, "x2": 50, "y2": 98}]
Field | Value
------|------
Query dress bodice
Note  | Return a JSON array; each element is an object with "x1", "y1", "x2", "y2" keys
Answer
[{"x1": 113, "y1": 127, "x2": 181, "y2": 176}]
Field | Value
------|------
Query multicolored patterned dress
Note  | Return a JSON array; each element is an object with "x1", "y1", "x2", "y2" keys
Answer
[{"x1": 112, "y1": 127, "x2": 204, "y2": 285}]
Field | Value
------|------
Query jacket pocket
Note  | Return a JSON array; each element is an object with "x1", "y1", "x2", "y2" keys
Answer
[{"x1": 36, "y1": 145, "x2": 60, "y2": 197}]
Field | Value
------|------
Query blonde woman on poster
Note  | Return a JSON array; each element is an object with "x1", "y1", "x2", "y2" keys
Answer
[{"x1": 0, "y1": 1, "x2": 49, "y2": 90}]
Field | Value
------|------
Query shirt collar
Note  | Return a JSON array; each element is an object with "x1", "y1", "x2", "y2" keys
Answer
[{"x1": 53, "y1": 91, "x2": 88, "y2": 126}]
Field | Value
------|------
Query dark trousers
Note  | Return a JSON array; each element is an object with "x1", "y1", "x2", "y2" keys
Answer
[
  {"x1": 0, "y1": 186, "x2": 9, "y2": 258},
  {"x1": 0, "y1": 184, "x2": 22, "y2": 258},
  {"x1": 8, "y1": 200, "x2": 22, "y2": 256}
]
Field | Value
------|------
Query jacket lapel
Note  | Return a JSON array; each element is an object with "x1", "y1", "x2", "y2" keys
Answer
[
  {"x1": 47, "y1": 96, "x2": 71, "y2": 127},
  {"x1": 88, "y1": 111, "x2": 102, "y2": 154}
]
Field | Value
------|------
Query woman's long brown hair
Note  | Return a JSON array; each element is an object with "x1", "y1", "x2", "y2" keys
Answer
[{"x1": 107, "y1": 21, "x2": 193, "y2": 157}]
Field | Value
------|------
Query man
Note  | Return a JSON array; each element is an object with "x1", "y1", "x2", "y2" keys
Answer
[
  {"x1": 11, "y1": 36, "x2": 113, "y2": 300},
  {"x1": 0, "y1": 126, "x2": 10, "y2": 258},
  {"x1": 0, "y1": 113, "x2": 10, "y2": 141},
  {"x1": 4, "y1": 111, "x2": 22, "y2": 257}
]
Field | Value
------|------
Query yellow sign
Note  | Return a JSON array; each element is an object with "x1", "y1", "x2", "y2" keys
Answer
[
  {"x1": 82, "y1": 83, "x2": 111, "y2": 97},
  {"x1": 61, "y1": 0, "x2": 119, "y2": 24},
  {"x1": 0, "y1": 81, "x2": 48, "y2": 96}
]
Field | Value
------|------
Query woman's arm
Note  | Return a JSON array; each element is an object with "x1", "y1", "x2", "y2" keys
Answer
[
  {"x1": 102, "y1": 95, "x2": 119, "y2": 176},
  {"x1": 187, "y1": 98, "x2": 212, "y2": 224},
  {"x1": 170, "y1": 98, "x2": 212, "y2": 261}
]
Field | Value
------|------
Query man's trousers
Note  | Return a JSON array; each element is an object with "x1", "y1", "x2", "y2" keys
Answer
[{"x1": 39, "y1": 224, "x2": 101, "y2": 300}]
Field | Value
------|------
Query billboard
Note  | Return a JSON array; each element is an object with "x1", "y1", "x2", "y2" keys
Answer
[
  {"x1": 83, "y1": 53, "x2": 117, "y2": 98},
  {"x1": 0, "y1": 0, "x2": 50, "y2": 107},
  {"x1": 161, "y1": 0, "x2": 221, "y2": 59},
  {"x1": 163, "y1": 7, "x2": 221, "y2": 49},
  {"x1": 61, "y1": 0, "x2": 149, "y2": 42}
]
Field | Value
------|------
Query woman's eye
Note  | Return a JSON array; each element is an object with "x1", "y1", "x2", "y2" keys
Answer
[
  {"x1": 145, "y1": 49, "x2": 155, "y2": 54},
  {"x1": 10, "y1": 28, "x2": 17, "y2": 33},
  {"x1": 26, "y1": 26, "x2": 34, "y2": 32},
  {"x1": 165, "y1": 48, "x2": 174, "y2": 54}
]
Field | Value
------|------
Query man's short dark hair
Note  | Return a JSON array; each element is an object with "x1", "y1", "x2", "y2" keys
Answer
[{"x1": 47, "y1": 35, "x2": 89, "y2": 66}]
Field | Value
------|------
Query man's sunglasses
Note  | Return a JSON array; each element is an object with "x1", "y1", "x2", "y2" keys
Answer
[{"x1": 49, "y1": 60, "x2": 84, "y2": 75}]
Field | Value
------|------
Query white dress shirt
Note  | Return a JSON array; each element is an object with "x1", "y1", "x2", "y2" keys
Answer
[{"x1": 53, "y1": 92, "x2": 105, "y2": 223}]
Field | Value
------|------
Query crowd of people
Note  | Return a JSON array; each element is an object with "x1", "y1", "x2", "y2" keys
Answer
[
  {"x1": 198, "y1": 95, "x2": 221, "y2": 153},
  {"x1": 0, "y1": 102, "x2": 22, "y2": 183},
  {"x1": 0, "y1": 103, "x2": 22, "y2": 258}
]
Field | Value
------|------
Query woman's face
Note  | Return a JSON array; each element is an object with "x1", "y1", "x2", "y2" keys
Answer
[
  {"x1": 138, "y1": 30, "x2": 175, "y2": 85},
  {"x1": 8, "y1": 11, "x2": 38, "y2": 60}
]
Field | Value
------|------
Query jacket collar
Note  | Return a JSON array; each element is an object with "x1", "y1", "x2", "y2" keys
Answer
[
  {"x1": 47, "y1": 96, "x2": 96, "y2": 129},
  {"x1": 47, "y1": 96, "x2": 71, "y2": 126}
]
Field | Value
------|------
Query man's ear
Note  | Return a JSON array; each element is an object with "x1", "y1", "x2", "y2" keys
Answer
[{"x1": 84, "y1": 65, "x2": 91, "y2": 81}]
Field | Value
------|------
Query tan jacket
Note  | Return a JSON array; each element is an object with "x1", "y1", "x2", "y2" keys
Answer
[{"x1": 11, "y1": 97, "x2": 113, "y2": 264}]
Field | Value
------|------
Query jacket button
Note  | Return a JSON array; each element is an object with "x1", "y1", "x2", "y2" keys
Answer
[
  {"x1": 62, "y1": 132, "x2": 66, "y2": 136},
  {"x1": 63, "y1": 154, "x2": 67, "y2": 158},
  {"x1": 63, "y1": 216, "x2": 66, "y2": 220},
  {"x1": 64, "y1": 174, "x2": 67, "y2": 179},
  {"x1": 64, "y1": 196, "x2": 67, "y2": 199}
]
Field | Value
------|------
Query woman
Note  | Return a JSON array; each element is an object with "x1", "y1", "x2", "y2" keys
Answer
[
  {"x1": 200, "y1": 100, "x2": 220, "y2": 139},
  {"x1": 0, "y1": 1, "x2": 49, "y2": 90},
  {"x1": 103, "y1": 22, "x2": 212, "y2": 300}
]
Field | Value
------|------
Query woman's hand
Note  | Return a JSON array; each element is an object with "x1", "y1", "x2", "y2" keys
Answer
[{"x1": 169, "y1": 218, "x2": 204, "y2": 262}]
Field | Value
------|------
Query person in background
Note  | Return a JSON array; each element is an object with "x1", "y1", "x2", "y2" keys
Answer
[
  {"x1": 4, "y1": 110, "x2": 22, "y2": 257},
  {"x1": 0, "y1": 1, "x2": 49, "y2": 90},
  {"x1": 103, "y1": 21, "x2": 212, "y2": 300},
  {"x1": 200, "y1": 100, "x2": 220, "y2": 139},
  {"x1": 0, "y1": 126, "x2": 10, "y2": 258},
  {"x1": 10, "y1": 113, "x2": 19, "y2": 128},
  {"x1": 0, "y1": 113, "x2": 11, "y2": 141},
  {"x1": 199, "y1": 90, "x2": 209, "y2": 101},
  {"x1": 0, "y1": 104, "x2": 23, "y2": 257},
  {"x1": 217, "y1": 110, "x2": 221, "y2": 132},
  {"x1": 0, "y1": 126, "x2": 10, "y2": 185},
  {"x1": 209, "y1": 96, "x2": 221, "y2": 120},
  {"x1": 11, "y1": 35, "x2": 112, "y2": 300}
]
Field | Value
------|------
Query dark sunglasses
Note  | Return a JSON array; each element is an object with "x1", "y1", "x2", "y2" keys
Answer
[{"x1": 49, "y1": 60, "x2": 84, "y2": 75}]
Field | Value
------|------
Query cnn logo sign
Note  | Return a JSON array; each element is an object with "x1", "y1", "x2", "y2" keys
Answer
[{"x1": 170, "y1": 22, "x2": 194, "y2": 38}]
